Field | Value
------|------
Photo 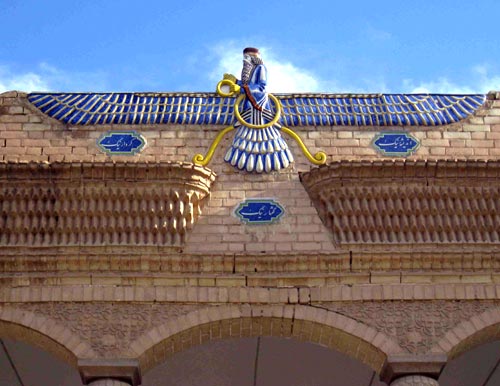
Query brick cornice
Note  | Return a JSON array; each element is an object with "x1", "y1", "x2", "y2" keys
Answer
[
  {"x1": 1, "y1": 284, "x2": 499, "y2": 303},
  {"x1": 0, "y1": 161, "x2": 216, "y2": 193},
  {"x1": 300, "y1": 159, "x2": 500, "y2": 187},
  {"x1": 300, "y1": 160, "x2": 500, "y2": 245},
  {"x1": 0, "y1": 248, "x2": 498, "y2": 274},
  {"x1": 0, "y1": 162, "x2": 216, "y2": 246}
]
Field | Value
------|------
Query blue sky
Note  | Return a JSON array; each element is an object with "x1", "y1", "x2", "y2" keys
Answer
[{"x1": 1, "y1": 0, "x2": 499, "y2": 94}]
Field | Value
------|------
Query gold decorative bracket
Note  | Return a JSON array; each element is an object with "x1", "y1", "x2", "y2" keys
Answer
[
  {"x1": 192, "y1": 125, "x2": 234, "y2": 167},
  {"x1": 281, "y1": 126, "x2": 327, "y2": 165}
]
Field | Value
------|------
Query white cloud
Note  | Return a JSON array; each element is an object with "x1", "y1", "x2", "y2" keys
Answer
[
  {"x1": 208, "y1": 43, "x2": 321, "y2": 93},
  {"x1": 208, "y1": 42, "x2": 500, "y2": 95},
  {"x1": 3, "y1": 51, "x2": 499, "y2": 96},
  {"x1": 402, "y1": 78, "x2": 475, "y2": 94},
  {"x1": 0, "y1": 65, "x2": 49, "y2": 93},
  {"x1": 0, "y1": 63, "x2": 109, "y2": 93},
  {"x1": 402, "y1": 65, "x2": 500, "y2": 94},
  {"x1": 471, "y1": 64, "x2": 500, "y2": 93}
]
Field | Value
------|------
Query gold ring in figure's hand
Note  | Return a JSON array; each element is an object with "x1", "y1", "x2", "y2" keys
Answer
[{"x1": 216, "y1": 79, "x2": 240, "y2": 97}]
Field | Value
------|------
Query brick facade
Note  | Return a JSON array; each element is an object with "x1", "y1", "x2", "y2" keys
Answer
[{"x1": 1, "y1": 90, "x2": 499, "y2": 385}]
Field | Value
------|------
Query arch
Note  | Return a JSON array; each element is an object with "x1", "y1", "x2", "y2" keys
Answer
[
  {"x1": 433, "y1": 306, "x2": 500, "y2": 359},
  {"x1": 131, "y1": 304, "x2": 404, "y2": 376},
  {"x1": 0, "y1": 305, "x2": 96, "y2": 367}
]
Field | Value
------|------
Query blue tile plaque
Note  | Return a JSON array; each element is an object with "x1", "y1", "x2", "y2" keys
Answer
[
  {"x1": 235, "y1": 199, "x2": 284, "y2": 224},
  {"x1": 98, "y1": 131, "x2": 146, "y2": 155},
  {"x1": 372, "y1": 132, "x2": 419, "y2": 157}
]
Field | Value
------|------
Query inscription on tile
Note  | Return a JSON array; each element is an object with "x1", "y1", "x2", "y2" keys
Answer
[
  {"x1": 235, "y1": 199, "x2": 284, "y2": 224},
  {"x1": 373, "y1": 132, "x2": 419, "y2": 157},
  {"x1": 98, "y1": 131, "x2": 146, "y2": 155}
]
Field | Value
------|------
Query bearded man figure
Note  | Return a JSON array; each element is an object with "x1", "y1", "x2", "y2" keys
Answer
[{"x1": 223, "y1": 47, "x2": 294, "y2": 173}]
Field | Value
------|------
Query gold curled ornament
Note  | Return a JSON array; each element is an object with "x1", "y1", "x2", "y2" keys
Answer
[{"x1": 193, "y1": 77, "x2": 327, "y2": 167}]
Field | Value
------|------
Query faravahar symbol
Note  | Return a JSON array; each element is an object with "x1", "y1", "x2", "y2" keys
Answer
[{"x1": 193, "y1": 47, "x2": 327, "y2": 173}]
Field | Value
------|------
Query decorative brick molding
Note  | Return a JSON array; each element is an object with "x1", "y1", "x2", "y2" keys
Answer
[
  {"x1": 2, "y1": 300, "x2": 498, "y2": 380},
  {"x1": 433, "y1": 307, "x2": 500, "y2": 358},
  {"x1": 318, "y1": 301, "x2": 500, "y2": 354},
  {"x1": 300, "y1": 160, "x2": 500, "y2": 245},
  {"x1": 18, "y1": 302, "x2": 202, "y2": 357},
  {"x1": 1, "y1": 302, "x2": 400, "y2": 376},
  {"x1": 0, "y1": 305, "x2": 95, "y2": 366},
  {"x1": 0, "y1": 162, "x2": 216, "y2": 246},
  {"x1": 1, "y1": 283, "x2": 499, "y2": 306},
  {"x1": 0, "y1": 249, "x2": 498, "y2": 276}
]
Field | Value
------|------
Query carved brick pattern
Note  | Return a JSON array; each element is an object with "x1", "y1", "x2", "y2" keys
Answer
[
  {"x1": 17, "y1": 302, "x2": 201, "y2": 357},
  {"x1": 320, "y1": 185, "x2": 499, "y2": 243},
  {"x1": 391, "y1": 375, "x2": 439, "y2": 386},
  {"x1": 318, "y1": 300, "x2": 499, "y2": 354},
  {"x1": 300, "y1": 160, "x2": 500, "y2": 244},
  {"x1": 0, "y1": 162, "x2": 216, "y2": 246}
]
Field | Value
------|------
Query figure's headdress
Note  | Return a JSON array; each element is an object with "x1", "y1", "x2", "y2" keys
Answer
[
  {"x1": 241, "y1": 47, "x2": 263, "y2": 84},
  {"x1": 243, "y1": 47, "x2": 260, "y2": 56}
]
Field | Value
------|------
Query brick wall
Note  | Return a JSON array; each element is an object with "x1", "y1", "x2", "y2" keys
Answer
[
  {"x1": 1, "y1": 91, "x2": 500, "y2": 256},
  {"x1": 2, "y1": 91, "x2": 500, "y2": 164}
]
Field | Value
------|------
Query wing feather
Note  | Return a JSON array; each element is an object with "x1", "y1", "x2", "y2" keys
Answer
[{"x1": 27, "y1": 92, "x2": 486, "y2": 126}]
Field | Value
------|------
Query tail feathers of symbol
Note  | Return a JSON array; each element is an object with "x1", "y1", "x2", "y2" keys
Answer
[{"x1": 224, "y1": 110, "x2": 294, "y2": 173}]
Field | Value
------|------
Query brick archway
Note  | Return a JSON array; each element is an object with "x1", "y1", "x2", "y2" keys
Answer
[
  {"x1": 433, "y1": 306, "x2": 500, "y2": 360},
  {"x1": 132, "y1": 304, "x2": 404, "y2": 376},
  {"x1": 0, "y1": 305, "x2": 95, "y2": 367}
]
